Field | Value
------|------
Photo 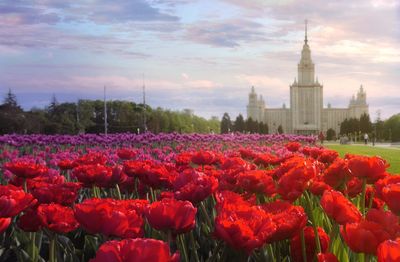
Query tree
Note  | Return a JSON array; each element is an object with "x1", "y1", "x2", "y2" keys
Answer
[
  {"x1": 220, "y1": 113, "x2": 232, "y2": 134},
  {"x1": 277, "y1": 125, "x2": 283, "y2": 134},
  {"x1": 384, "y1": 114, "x2": 400, "y2": 142},
  {"x1": 233, "y1": 114, "x2": 245, "y2": 133},
  {"x1": 245, "y1": 117, "x2": 257, "y2": 133},
  {"x1": 326, "y1": 128, "x2": 336, "y2": 140},
  {"x1": 3, "y1": 89, "x2": 18, "y2": 108},
  {"x1": 359, "y1": 113, "x2": 372, "y2": 134},
  {"x1": 259, "y1": 122, "x2": 269, "y2": 134}
]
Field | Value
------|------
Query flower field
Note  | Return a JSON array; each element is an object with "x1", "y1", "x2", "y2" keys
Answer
[{"x1": 0, "y1": 133, "x2": 399, "y2": 262}]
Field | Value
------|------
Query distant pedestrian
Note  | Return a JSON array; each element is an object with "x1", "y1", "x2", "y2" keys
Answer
[
  {"x1": 364, "y1": 133, "x2": 369, "y2": 145},
  {"x1": 319, "y1": 131, "x2": 325, "y2": 145}
]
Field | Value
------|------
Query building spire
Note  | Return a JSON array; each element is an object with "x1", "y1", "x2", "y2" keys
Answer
[{"x1": 305, "y1": 19, "x2": 308, "y2": 44}]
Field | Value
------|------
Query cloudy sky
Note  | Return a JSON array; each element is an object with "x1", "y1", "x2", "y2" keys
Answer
[{"x1": 1, "y1": 0, "x2": 399, "y2": 120}]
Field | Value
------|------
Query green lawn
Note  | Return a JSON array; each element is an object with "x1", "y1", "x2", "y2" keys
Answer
[{"x1": 326, "y1": 144, "x2": 400, "y2": 174}]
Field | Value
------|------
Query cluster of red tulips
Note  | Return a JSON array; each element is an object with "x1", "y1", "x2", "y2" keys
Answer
[{"x1": 0, "y1": 140, "x2": 399, "y2": 262}]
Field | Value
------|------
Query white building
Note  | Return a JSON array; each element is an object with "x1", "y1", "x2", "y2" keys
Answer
[{"x1": 247, "y1": 23, "x2": 368, "y2": 135}]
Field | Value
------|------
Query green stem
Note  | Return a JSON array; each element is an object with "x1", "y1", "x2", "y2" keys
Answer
[
  {"x1": 49, "y1": 233, "x2": 57, "y2": 262},
  {"x1": 179, "y1": 234, "x2": 189, "y2": 262},
  {"x1": 300, "y1": 228, "x2": 307, "y2": 262},
  {"x1": 189, "y1": 231, "x2": 200, "y2": 262},
  {"x1": 31, "y1": 232, "x2": 37, "y2": 262},
  {"x1": 115, "y1": 184, "x2": 122, "y2": 200},
  {"x1": 360, "y1": 178, "x2": 367, "y2": 217},
  {"x1": 304, "y1": 191, "x2": 322, "y2": 254},
  {"x1": 23, "y1": 178, "x2": 28, "y2": 192},
  {"x1": 200, "y1": 202, "x2": 213, "y2": 230}
]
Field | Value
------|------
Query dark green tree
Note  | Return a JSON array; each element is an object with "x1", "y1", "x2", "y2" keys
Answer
[
  {"x1": 233, "y1": 114, "x2": 245, "y2": 133},
  {"x1": 277, "y1": 125, "x2": 283, "y2": 134},
  {"x1": 359, "y1": 113, "x2": 372, "y2": 134},
  {"x1": 326, "y1": 128, "x2": 336, "y2": 140},
  {"x1": 220, "y1": 113, "x2": 232, "y2": 134}
]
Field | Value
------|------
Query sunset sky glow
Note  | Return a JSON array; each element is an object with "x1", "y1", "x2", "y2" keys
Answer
[{"x1": 1, "y1": 0, "x2": 399, "y2": 120}]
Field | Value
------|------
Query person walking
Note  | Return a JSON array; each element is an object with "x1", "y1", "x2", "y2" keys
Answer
[
  {"x1": 319, "y1": 131, "x2": 325, "y2": 145},
  {"x1": 364, "y1": 133, "x2": 369, "y2": 145}
]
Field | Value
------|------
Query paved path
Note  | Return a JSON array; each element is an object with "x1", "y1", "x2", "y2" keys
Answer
[{"x1": 325, "y1": 142, "x2": 400, "y2": 150}]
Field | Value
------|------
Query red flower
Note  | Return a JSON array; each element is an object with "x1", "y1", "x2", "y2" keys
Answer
[
  {"x1": 261, "y1": 200, "x2": 307, "y2": 242},
  {"x1": 377, "y1": 238, "x2": 400, "y2": 262},
  {"x1": 90, "y1": 238, "x2": 179, "y2": 262},
  {"x1": 73, "y1": 164, "x2": 119, "y2": 188},
  {"x1": 174, "y1": 152, "x2": 193, "y2": 166},
  {"x1": 375, "y1": 175, "x2": 400, "y2": 199},
  {"x1": 365, "y1": 186, "x2": 385, "y2": 209},
  {"x1": 348, "y1": 156, "x2": 387, "y2": 183},
  {"x1": 31, "y1": 182, "x2": 81, "y2": 206},
  {"x1": 290, "y1": 226, "x2": 330, "y2": 262},
  {"x1": 341, "y1": 208, "x2": 400, "y2": 255},
  {"x1": 57, "y1": 159, "x2": 77, "y2": 170},
  {"x1": 117, "y1": 148, "x2": 137, "y2": 160},
  {"x1": 123, "y1": 160, "x2": 175, "y2": 189},
  {"x1": 285, "y1": 142, "x2": 302, "y2": 152},
  {"x1": 173, "y1": 169, "x2": 218, "y2": 204},
  {"x1": 0, "y1": 217, "x2": 11, "y2": 234},
  {"x1": 4, "y1": 161, "x2": 48, "y2": 179},
  {"x1": 74, "y1": 152, "x2": 107, "y2": 165},
  {"x1": 191, "y1": 150, "x2": 217, "y2": 165},
  {"x1": 309, "y1": 176, "x2": 332, "y2": 196},
  {"x1": 236, "y1": 170, "x2": 276, "y2": 196},
  {"x1": 317, "y1": 253, "x2": 339, "y2": 262},
  {"x1": 277, "y1": 159, "x2": 316, "y2": 201},
  {"x1": 322, "y1": 158, "x2": 350, "y2": 189},
  {"x1": 145, "y1": 198, "x2": 196, "y2": 235},
  {"x1": 0, "y1": 185, "x2": 36, "y2": 217},
  {"x1": 320, "y1": 190, "x2": 361, "y2": 225},
  {"x1": 317, "y1": 150, "x2": 339, "y2": 164},
  {"x1": 17, "y1": 208, "x2": 43, "y2": 232},
  {"x1": 74, "y1": 198, "x2": 145, "y2": 238},
  {"x1": 37, "y1": 204, "x2": 79, "y2": 234},
  {"x1": 253, "y1": 153, "x2": 280, "y2": 166},
  {"x1": 345, "y1": 177, "x2": 363, "y2": 198},
  {"x1": 382, "y1": 183, "x2": 400, "y2": 214},
  {"x1": 214, "y1": 201, "x2": 276, "y2": 253}
]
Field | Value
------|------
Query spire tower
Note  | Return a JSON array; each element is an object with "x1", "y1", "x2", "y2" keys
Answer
[{"x1": 305, "y1": 19, "x2": 308, "y2": 44}]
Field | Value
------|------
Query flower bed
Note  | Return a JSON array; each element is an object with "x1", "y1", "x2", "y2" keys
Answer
[{"x1": 0, "y1": 134, "x2": 398, "y2": 262}]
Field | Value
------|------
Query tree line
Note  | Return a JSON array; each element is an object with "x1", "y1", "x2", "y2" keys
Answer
[
  {"x1": 219, "y1": 113, "x2": 272, "y2": 134},
  {"x1": 0, "y1": 90, "x2": 220, "y2": 135}
]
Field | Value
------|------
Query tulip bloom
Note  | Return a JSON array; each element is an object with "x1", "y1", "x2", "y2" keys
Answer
[
  {"x1": 290, "y1": 226, "x2": 330, "y2": 262},
  {"x1": 37, "y1": 204, "x2": 79, "y2": 234},
  {"x1": 277, "y1": 159, "x2": 316, "y2": 201},
  {"x1": 73, "y1": 164, "x2": 117, "y2": 188},
  {"x1": 317, "y1": 253, "x2": 339, "y2": 262},
  {"x1": 191, "y1": 150, "x2": 217, "y2": 165},
  {"x1": 236, "y1": 170, "x2": 276, "y2": 196},
  {"x1": 75, "y1": 198, "x2": 145, "y2": 238},
  {"x1": 377, "y1": 238, "x2": 400, "y2": 262},
  {"x1": 261, "y1": 200, "x2": 307, "y2": 242},
  {"x1": 117, "y1": 148, "x2": 137, "y2": 160},
  {"x1": 382, "y1": 183, "x2": 400, "y2": 214},
  {"x1": 173, "y1": 169, "x2": 218, "y2": 204},
  {"x1": 90, "y1": 238, "x2": 179, "y2": 262},
  {"x1": 4, "y1": 161, "x2": 48, "y2": 179},
  {"x1": 31, "y1": 182, "x2": 81, "y2": 206},
  {"x1": 0, "y1": 217, "x2": 11, "y2": 234},
  {"x1": 348, "y1": 156, "x2": 387, "y2": 183},
  {"x1": 0, "y1": 185, "x2": 36, "y2": 218},
  {"x1": 320, "y1": 190, "x2": 361, "y2": 225},
  {"x1": 145, "y1": 198, "x2": 196, "y2": 235}
]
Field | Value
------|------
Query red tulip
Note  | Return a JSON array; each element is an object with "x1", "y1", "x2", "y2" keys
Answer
[
  {"x1": 173, "y1": 169, "x2": 218, "y2": 204},
  {"x1": 31, "y1": 182, "x2": 81, "y2": 206},
  {"x1": 261, "y1": 200, "x2": 307, "y2": 242},
  {"x1": 17, "y1": 208, "x2": 43, "y2": 232},
  {"x1": 37, "y1": 203, "x2": 79, "y2": 234},
  {"x1": 191, "y1": 150, "x2": 216, "y2": 165},
  {"x1": 4, "y1": 161, "x2": 48, "y2": 179},
  {"x1": 73, "y1": 164, "x2": 116, "y2": 188},
  {"x1": 236, "y1": 170, "x2": 276, "y2": 196},
  {"x1": 117, "y1": 148, "x2": 137, "y2": 160},
  {"x1": 317, "y1": 149, "x2": 338, "y2": 164},
  {"x1": 285, "y1": 142, "x2": 301, "y2": 152},
  {"x1": 317, "y1": 253, "x2": 339, "y2": 262},
  {"x1": 382, "y1": 183, "x2": 400, "y2": 214},
  {"x1": 90, "y1": 238, "x2": 179, "y2": 262},
  {"x1": 0, "y1": 185, "x2": 36, "y2": 218},
  {"x1": 377, "y1": 238, "x2": 400, "y2": 262},
  {"x1": 145, "y1": 198, "x2": 196, "y2": 235},
  {"x1": 74, "y1": 198, "x2": 145, "y2": 238},
  {"x1": 322, "y1": 158, "x2": 350, "y2": 189},
  {"x1": 57, "y1": 159, "x2": 78, "y2": 170},
  {"x1": 0, "y1": 217, "x2": 11, "y2": 234},
  {"x1": 74, "y1": 152, "x2": 107, "y2": 165},
  {"x1": 290, "y1": 226, "x2": 330, "y2": 262},
  {"x1": 320, "y1": 190, "x2": 361, "y2": 225},
  {"x1": 348, "y1": 156, "x2": 387, "y2": 183},
  {"x1": 277, "y1": 159, "x2": 316, "y2": 201}
]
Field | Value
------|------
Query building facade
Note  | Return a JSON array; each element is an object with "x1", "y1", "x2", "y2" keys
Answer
[{"x1": 247, "y1": 24, "x2": 368, "y2": 135}]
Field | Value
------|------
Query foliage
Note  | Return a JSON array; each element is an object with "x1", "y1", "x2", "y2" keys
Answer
[{"x1": 326, "y1": 128, "x2": 336, "y2": 141}]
